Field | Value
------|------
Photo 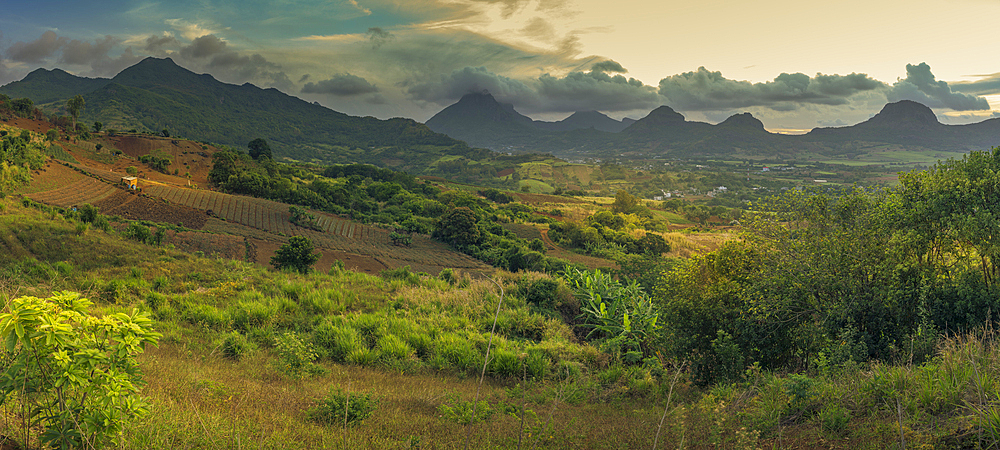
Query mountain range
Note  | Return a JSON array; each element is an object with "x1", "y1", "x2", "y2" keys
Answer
[
  {"x1": 1, "y1": 58, "x2": 488, "y2": 172},
  {"x1": 4, "y1": 58, "x2": 1000, "y2": 167},
  {"x1": 425, "y1": 91, "x2": 1000, "y2": 160}
]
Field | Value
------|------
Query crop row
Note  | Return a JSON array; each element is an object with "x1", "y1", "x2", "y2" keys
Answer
[
  {"x1": 143, "y1": 185, "x2": 382, "y2": 239},
  {"x1": 27, "y1": 176, "x2": 118, "y2": 209}
]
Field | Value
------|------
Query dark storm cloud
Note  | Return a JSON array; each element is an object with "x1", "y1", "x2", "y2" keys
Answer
[
  {"x1": 180, "y1": 34, "x2": 229, "y2": 59},
  {"x1": 144, "y1": 35, "x2": 179, "y2": 54},
  {"x1": 60, "y1": 35, "x2": 118, "y2": 65},
  {"x1": 89, "y1": 47, "x2": 143, "y2": 77},
  {"x1": 365, "y1": 27, "x2": 394, "y2": 50},
  {"x1": 206, "y1": 52, "x2": 292, "y2": 90},
  {"x1": 7, "y1": 30, "x2": 64, "y2": 63},
  {"x1": 404, "y1": 66, "x2": 534, "y2": 104},
  {"x1": 590, "y1": 60, "x2": 626, "y2": 73},
  {"x1": 657, "y1": 67, "x2": 885, "y2": 111},
  {"x1": 536, "y1": 69, "x2": 660, "y2": 112},
  {"x1": 405, "y1": 64, "x2": 659, "y2": 113},
  {"x1": 888, "y1": 63, "x2": 989, "y2": 110},
  {"x1": 302, "y1": 73, "x2": 379, "y2": 96},
  {"x1": 174, "y1": 34, "x2": 291, "y2": 91}
]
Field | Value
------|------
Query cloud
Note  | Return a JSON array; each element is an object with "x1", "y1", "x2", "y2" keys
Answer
[
  {"x1": 180, "y1": 34, "x2": 229, "y2": 59},
  {"x1": 520, "y1": 18, "x2": 556, "y2": 41},
  {"x1": 206, "y1": 52, "x2": 293, "y2": 91},
  {"x1": 888, "y1": 62, "x2": 989, "y2": 110},
  {"x1": 144, "y1": 34, "x2": 179, "y2": 54},
  {"x1": 349, "y1": 0, "x2": 372, "y2": 15},
  {"x1": 170, "y1": 34, "x2": 292, "y2": 91},
  {"x1": 952, "y1": 72, "x2": 1000, "y2": 96},
  {"x1": 404, "y1": 66, "x2": 534, "y2": 104},
  {"x1": 403, "y1": 63, "x2": 660, "y2": 113},
  {"x1": 536, "y1": 69, "x2": 661, "y2": 112},
  {"x1": 89, "y1": 47, "x2": 143, "y2": 77},
  {"x1": 6, "y1": 30, "x2": 64, "y2": 63},
  {"x1": 164, "y1": 18, "x2": 219, "y2": 41},
  {"x1": 590, "y1": 60, "x2": 626, "y2": 73},
  {"x1": 302, "y1": 73, "x2": 379, "y2": 96},
  {"x1": 469, "y1": 0, "x2": 531, "y2": 19},
  {"x1": 365, "y1": 27, "x2": 394, "y2": 49},
  {"x1": 657, "y1": 67, "x2": 885, "y2": 111},
  {"x1": 60, "y1": 36, "x2": 119, "y2": 66}
]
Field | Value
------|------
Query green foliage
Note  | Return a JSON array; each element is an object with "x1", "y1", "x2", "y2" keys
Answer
[
  {"x1": 306, "y1": 388, "x2": 379, "y2": 426},
  {"x1": 222, "y1": 331, "x2": 256, "y2": 360},
  {"x1": 436, "y1": 207, "x2": 481, "y2": 246},
  {"x1": 67, "y1": 94, "x2": 85, "y2": 128},
  {"x1": 562, "y1": 268, "x2": 660, "y2": 362},
  {"x1": 437, "y1": 393, "x2": 510, "y2": 425},
  {"x1": 288, "y1": 205, "x2": 322, "y2": 231},
  {"x1": 389, "y1": 231, "x2": 412, "y2": 247},
  {"x1": 270, "y1": 236, "x2": 321, "y2": 274},
  {"x1": 139, "y1": 154, "x2": 172, "y2": 173},
  {"x1": 480, "y1": 188, "x2": 513, "y2": 204},
  {"x1": 611, "y1": 190, "x2": 639, "y2": 214},
  {"x1": 0, "y1": 292, "x2": 160, "y2": 449},
  {"x1": 247, "y1": 137, "x2": 272, "y2": 160},
  {"x1": 274, "y1": 332, "x2": 324, "y2": 378}
]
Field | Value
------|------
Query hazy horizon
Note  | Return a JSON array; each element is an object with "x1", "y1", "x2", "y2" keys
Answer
[{"x1": 2, "y1": 0, "x2": 1000, "y2": 132}]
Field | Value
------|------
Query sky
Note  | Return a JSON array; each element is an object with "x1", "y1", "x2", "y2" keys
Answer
[{"x1": 2, "y1": 0, "x2": 1000, "y2": 133}]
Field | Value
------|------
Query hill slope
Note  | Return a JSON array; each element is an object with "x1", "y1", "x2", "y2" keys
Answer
[
  {"x1": 0, "y1": 68, "x2": 110, "y2": 104},
  {"x1": 2, "y1": 58, "x2": 494, "y2": 173},
  {"x1": 428, "y1": 95, "x2": 1000, "y2": 159}
]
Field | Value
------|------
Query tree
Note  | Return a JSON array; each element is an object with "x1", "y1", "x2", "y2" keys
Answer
[
  {"x1": 45, "y1": 128, "x2": 58, "y2": 142},
  {"x1": 0, "y1": 292, "x2": 160, "y2": 449},
  {"x1": 611, "y1": 190, "x2": 639, "y2": 214},
  {"x1": 161, "y1": 128, "x2": 170, "y2": 137},
  {"x1": 12, "y1": 98, "x2": 33, "y2": 117},
  {"x1": 271, "y1": 236, "x2": 321, "y2": 273},
  {"x1": 93, "y1": 121, "x2": 103, "y2": 133},
  {"x1": 66, "y1": 95, "x2": 85, "y2": 130},
  {"x1": 435, "y1": 207, "x2": 481, "y2": 247},
  {"x1": 248, "y1": 138, "x2": 273, "y2": 160}
]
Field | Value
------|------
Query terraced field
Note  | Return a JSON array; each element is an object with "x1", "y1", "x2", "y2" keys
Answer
[
  {"x1": 24, "y1": 165, "x2": 118, "y2": 208},
  {"x1": 20, "y1": 160, "x2": 491, "y2": 274},
  {"x1": 143, "y1": 183, "x2": 488, "y2": 272}
]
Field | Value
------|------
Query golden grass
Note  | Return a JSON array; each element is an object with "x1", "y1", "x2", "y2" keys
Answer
[{"x1": 120, "y1": 341, "x2": 668, "y2": 449}]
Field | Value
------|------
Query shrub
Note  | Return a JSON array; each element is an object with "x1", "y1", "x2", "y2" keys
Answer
[
  {"x1": 271, "y1": 236, "x2": 321, "y2": 273},
  {"x1": 306, "y1": 388, "x2": 379, "y2": 426},
  {"x1": 487, "y1": 348, "x2": 521, "y2": 379},
  {"x1": 377, "y1": 334, "x2": 414, "y2": 361},
  {"x1": 0, "y1": 292, "x2": 160, "y2": 449},
  {"x1": 222, "y1": 332, "x2": 256, "y2": 360},
  {"x1": 274, "y1": 332, "x2": 324, "y2": 378},
  {"x1": 123, "y1": 222, "x2": 151, "y2": 243},
  {"x1": 437, "y1": 393, "x2": 511, "y2": 425},
  {"x1": 312, "y1": 322, "x2": 364, "y2": 361}
]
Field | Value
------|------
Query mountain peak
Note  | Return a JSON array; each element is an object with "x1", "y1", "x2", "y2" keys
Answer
[
  {"x1": 868, "y1": 100, "x2": 939, "y2": 126},
  {"x1": 644, "y1": 105, "x2": 685, "y2": 123},
  {"x1": 718, "y1": 112, "x2": 765, "y2": 130}
]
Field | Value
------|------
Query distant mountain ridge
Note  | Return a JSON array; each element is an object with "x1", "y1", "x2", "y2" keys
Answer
[
  {"x1": 1, "y1": 58, "x2": 490, "y2": 172},
  {"x1": 425, "y1": 91, "x2": 635, "y2": 150},
  {"x1": 0, "y1": 68, "x2": 110, "y2": 104},
  {"x1": 426, "y1": 92, "x2": 1000, "y2": 159}
]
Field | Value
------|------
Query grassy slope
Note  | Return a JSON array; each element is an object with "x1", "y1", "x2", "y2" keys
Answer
[
  {"x1": 2, "y1": 183, "x2": 998, "y2": 448},
  {"x1": 0, "y1": 200, "x2": 672, "y2": 448}
]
